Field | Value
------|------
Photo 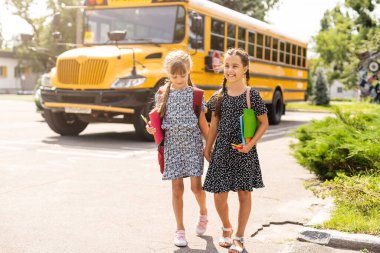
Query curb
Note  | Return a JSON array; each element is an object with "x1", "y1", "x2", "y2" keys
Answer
[
  {"x1": 298, "y1": 198, "x2": 380, "y2": 251},
  {"x1": 298, "y1": 227, "x2": 380, "y2": 252},
  {"x1": 286, "y1": 108, "x2": 332, "y2": 113}
]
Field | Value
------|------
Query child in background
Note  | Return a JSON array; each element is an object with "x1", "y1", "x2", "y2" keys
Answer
[
  {"x1": 146, "y1": 50, "x2": 209, "y2": 247},
  {"x1": 203, "y1": 48, "x2": 269, "y2": 253}
]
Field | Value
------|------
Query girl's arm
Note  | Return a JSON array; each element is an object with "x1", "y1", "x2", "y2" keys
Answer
[
  {"x1": 204, "y1": 112, "x2": 219, "y2": 161},
  {"x1": 199, "y1": 111, "x2": 209, "y2": 140},
  {"x1": 239, "y1": 114, "x2": 269, "y2": 153}
]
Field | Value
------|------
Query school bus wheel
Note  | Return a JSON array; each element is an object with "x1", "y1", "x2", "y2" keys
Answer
[
  {"x1": 43, "y1": 108, "x2": 89, "y2": 136},
  {"x1": 268, "y1": 90, "x2": 283, "y2": 125}
]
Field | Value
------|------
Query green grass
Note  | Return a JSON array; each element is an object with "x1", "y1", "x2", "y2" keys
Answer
[
  {"x1": 287, "y1": 101, "x2": 380, "y2": 113},
  {"x1": 0, "y1": 94, "x2": 34, "y2": 102},
  {"x1": 319, "y1": 204, "x2": 380, "y2": 236}
]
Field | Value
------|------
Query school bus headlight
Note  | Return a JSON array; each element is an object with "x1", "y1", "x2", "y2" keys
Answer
[
  {"x1": 41, "y1": 73, "x2": 52, "y2": 87},
  {"x1": 111, "y1": 77, "x2": 146, "y2": 89}
]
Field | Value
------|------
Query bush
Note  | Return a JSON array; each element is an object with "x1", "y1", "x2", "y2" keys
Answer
[{"x1": 291, "y1": 107, "x2": 380, "y2": 180}]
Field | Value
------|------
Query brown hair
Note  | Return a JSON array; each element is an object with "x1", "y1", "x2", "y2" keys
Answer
[
  {"x1": 215, "y1": 48, "x2": 250, "y2": 117},
  {"x1": 157, "y1": 50, "x2": 193, "y2": 117}
]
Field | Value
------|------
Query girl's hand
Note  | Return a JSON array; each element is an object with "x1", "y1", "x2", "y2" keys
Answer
[
  {"x1": 233, "y1": 143, "x2": 255, "y2": 154},
  {"x1": 204, "y1": 146, "x2": 212, "y2": 162},
  {"x1": 145, "y1": 121, "x2": 156, "y2": 135}
]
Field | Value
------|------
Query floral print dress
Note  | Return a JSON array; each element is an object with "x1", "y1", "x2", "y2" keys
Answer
[{"x1": 156, "y1": 86, "x2": 206, "y2": 180}]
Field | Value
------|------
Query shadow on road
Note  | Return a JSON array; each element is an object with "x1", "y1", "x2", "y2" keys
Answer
[
  {"x1": 173, "y1": 235, "x2": 220, "y2": 253},
  {"x1": 41, "y1": 130, "x2": 157, "y2": 150},
  {"x1": 39, "y1": 117, "x2": 311, "y2": 150},
  {"x1": 260, "y1": 119, "x2": 308, "y2": 143}
]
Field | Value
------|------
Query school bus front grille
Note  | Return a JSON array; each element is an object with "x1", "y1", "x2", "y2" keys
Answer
[{"x1": 57, "y1": 59, "x2": 109, "y2": 85}]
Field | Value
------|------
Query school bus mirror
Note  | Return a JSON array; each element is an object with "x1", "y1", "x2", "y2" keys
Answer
[
  {"x1": 52, "y1": 12, "x2": 61, "y2": 27},
  {"x1": 52, "y1": 32, "x2": 62, "y2": 41},
  {"x1": 107, "y1": 30, "x2": 127, "y2": 42},
  {"x1": 190, "y1": 14, "x2": 202, "y2": 35},
  {"x1": 190, "y1": 40, "x2": 202, "y2": 50},
  {"x1": 20, "y1": 34, "x2": 34, "y2": 43}
]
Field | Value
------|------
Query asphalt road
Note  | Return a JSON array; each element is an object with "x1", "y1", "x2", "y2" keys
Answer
[{"x1": 0, "y1": 98, "x2": 358, "y2": 253}]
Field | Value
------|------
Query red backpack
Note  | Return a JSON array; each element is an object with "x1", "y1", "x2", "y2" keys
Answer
[{"x1": 157, "y1": 87, "x2": 204, "y2": 174}]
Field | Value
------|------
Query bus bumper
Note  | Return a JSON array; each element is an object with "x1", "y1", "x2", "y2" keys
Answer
[{"x1": 41, "y1": 87, "x2": 154, "y2": 114}]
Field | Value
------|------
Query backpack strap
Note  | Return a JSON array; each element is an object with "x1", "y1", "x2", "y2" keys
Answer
[
  {"x1": 246, "y1": 86, "x2": 251, "y2": 109},
  {"x1": 193, "y1": 87, "x2": 204, "y2": 118}
]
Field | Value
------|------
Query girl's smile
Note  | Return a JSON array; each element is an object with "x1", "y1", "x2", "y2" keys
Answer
[{"x1": 224, "y1": 55, "x2": 248, "y2": 85}]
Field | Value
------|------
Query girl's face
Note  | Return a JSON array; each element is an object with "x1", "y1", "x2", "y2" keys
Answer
[
  {"x1": 224, "y1": 55, "x2": 248, "y2": 85},
  {"x1": 168, "y1": 70, "x2": 189, "y2": 90}
]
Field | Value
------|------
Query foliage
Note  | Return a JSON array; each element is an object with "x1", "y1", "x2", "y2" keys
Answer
[
  {"x1": 313, "y1": 68, "x2": 330, "y2": 105},
  {"x1": 0, "y1": 22, "x2": 4, "y2": 49},
  {"x1": 291, "y1": 105, "x2": 380, "y2": 180},
  {"x1": 312, "y1": 1, "x2": 380, "y2": 90},
  {"x1": 4, "y1": 0, "x2": 81, "y2": 72},
  {"x1": 319, "y1": 173, "x2": 380, "y2": 236},
  {"x1": 210, "y1": 0, "x2": 280, "y2": 21}
]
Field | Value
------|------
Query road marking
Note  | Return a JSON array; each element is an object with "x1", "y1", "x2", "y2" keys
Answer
[
  {"x1": 36, "y1": 148, "x2": 150, "y2": 159},
  {"x1": 0, "y1": 146, "x2": 24, "y2": 151}
]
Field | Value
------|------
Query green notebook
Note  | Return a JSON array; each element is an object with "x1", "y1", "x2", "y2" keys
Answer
[{"x1": 243, "y1": 108, "x2": 257, "y2": 138}]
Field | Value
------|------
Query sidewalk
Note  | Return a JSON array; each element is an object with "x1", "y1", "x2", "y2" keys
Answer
[{"x1": 0, "y1": 105, "x2": 375, "y2": 253}]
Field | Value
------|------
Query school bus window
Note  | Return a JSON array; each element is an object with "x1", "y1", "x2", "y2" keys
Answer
[
  {"x1": 292, "y1": 44, "x2": 297, "y2": 66},
  {"x1": 265, "y1": 35, "x2": 271, "y2": 61},
  {"x1": 272, "y1": 38, "x2": 278, "y2": 62},
  {"x1": 83, "y1": 6, "x2": 186, "y2": 44},
  {"x1": 285, "y1": 42, "x2": 291, "y2": 64},
  {"x1": 227, "y1": 23, "x2": 236, "y2": 49},
  {"x1": 256, "y1": 33, "x2": 263, "y2": 59},
  {"x1": 302, "y1": 47, "x2": 307, "y2": 67},
  {"x1": 248, "y1": 31, "x2": 255, "y2": 57},
  {"x1": 279, "y1": 41, "x2": 285, "y2": 63},
  {"x1": 211, "y1": 18, "x2": 225, "y2": 51},
  {"x1": 238, "y1": 27, "x2": 246, "y2": 50},
  {"x1": 297, "y1": 46, "x2": 301, "y2": 67},
  {"x1": 188, "y1": 12, "x2": 205, "y2": 50},
  {"x1": 174, "y1": 7, "x2": 186, "y2": 42}
]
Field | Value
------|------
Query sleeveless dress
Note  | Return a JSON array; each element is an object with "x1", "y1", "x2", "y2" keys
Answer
[
  {"x1": 155, "y1": 86, "x2": 206, "y2": 180},
  {"x1": 203, "y1": 88, "x2": 268, "y2": 193}
]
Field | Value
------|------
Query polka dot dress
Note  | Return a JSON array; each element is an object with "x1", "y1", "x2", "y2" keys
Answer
[
  {"x1": 155, "y1": 86, "x2": 206, "y2": 180},
  {"x1": 203, "y1": 88, "x2": 268, "y2": 193}
]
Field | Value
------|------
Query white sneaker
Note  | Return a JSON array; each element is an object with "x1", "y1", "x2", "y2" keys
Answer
[{"x1": 174, "y1": 230, "x2": 187, "y2": 247}]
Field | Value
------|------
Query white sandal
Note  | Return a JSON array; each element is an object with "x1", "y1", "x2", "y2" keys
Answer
[
  {"x1": 218, "y1": 227, "x2": 233, "y2": 248},
  {"x1": 229, "y1": 236, "x2": 245, "y2": 253}
]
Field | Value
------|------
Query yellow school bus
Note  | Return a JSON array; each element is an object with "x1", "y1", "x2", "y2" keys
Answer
[{"x1": 41, "y1": 0, "x2": 308, "y2": 140}]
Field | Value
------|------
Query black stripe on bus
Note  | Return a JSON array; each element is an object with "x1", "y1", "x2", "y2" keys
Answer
[
  {"x1": 250, "y1": 73, "x2": 308, "y2": 82},
  {"x1": 250, "y1": 57, "x2": 309, "y2": 71},
  {"x1": 196, "y1": 85, "x2": 273, "y2": 92},
  {"x1": 284, "y1": 88, "x2": 307, "y2": 93}
]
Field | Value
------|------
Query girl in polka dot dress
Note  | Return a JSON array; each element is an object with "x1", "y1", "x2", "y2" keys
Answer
[
  {"x1": 203, "y1": 48, "x2": 269, "y2": 253},
  {"x1": 146, "y1": 50, "x2": 209, "y2": 247}
]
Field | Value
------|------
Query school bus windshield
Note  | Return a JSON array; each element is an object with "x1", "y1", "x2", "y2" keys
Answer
[{"x1": 83, "y1": 5, "x2": 185, "y2": 45}]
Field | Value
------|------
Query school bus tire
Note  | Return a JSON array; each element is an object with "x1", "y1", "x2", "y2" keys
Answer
[
  {"x1": 268, "y1": 90, "x2": 283, "y2": 125},
  {"x1": 43, "y1": 108, "x2": 88, "y2": 136}
]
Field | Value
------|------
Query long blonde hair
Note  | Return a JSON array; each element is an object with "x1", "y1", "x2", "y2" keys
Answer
[{"x1": 157, "y1": 50, "x2": 193, "y2": 117}]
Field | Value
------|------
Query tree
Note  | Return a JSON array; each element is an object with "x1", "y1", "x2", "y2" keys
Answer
[
  {"x1": 5, "y1": 0, "x2": 81, "y2": 72},
  {"x1": 312, "y1": 1, "x2": 380, "y2": 90},
  {"x1": 313, "y1": 68, "x2": 330, "y2": 106},
  {"x1": 210, "y1": 0, "x2": 280, "y2": 21},
  {"x1": 0, "y1": 22, "x2": 4, "y2": 49}
]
